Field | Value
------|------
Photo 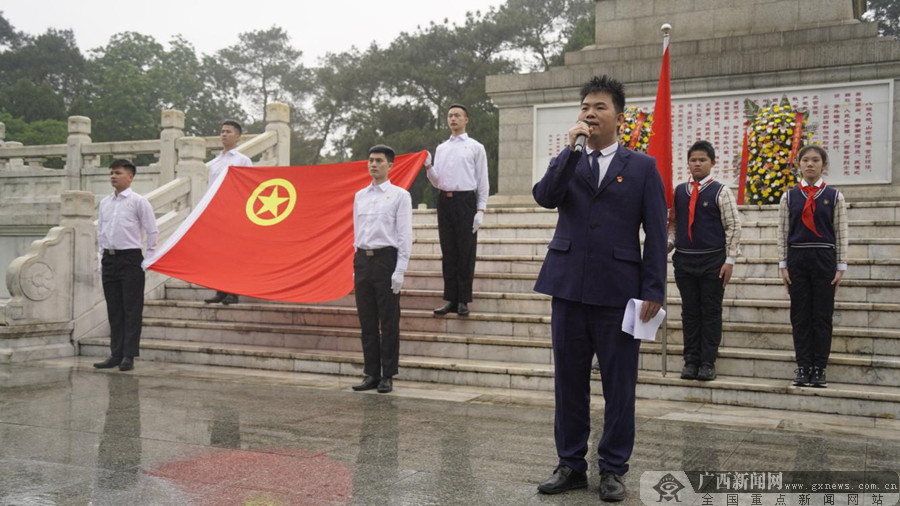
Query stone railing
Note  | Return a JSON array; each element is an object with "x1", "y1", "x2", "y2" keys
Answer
[{"x1": 0, "y1": 102, "x2": 292, "y2": 362}]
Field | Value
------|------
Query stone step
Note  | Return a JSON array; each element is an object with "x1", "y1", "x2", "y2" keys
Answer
[
  {"x1": 145, "y1": 298, "x2": 900, "y2": 361},
  {"x1": 410, "y1": 202, "x2": 900, "y2": 226},
  {"x1": 143, "y1": 300, "x2": 554, "y2": 339},
  {"x1": 665, "y1": 321, "x2": 900, "y2": 356},
  {"x1": 737, "y1": 238, "x2": 900, "y2": 260},
  {"x1": 160, "y1": 280, "x2": 900, "y2": 357},
  {"x1": 412, "y1": 208, "x2": 559, "y2": 226},
  {"x1": 400, "y1": 255, "x2": 899, "y2": 281},
  {"x1": 667, "y1": 258, "x2": 900, "y2": 280},
  {"x1": 163, "y1": 281, "x2": 900, "y2": 328},
  {"x1": 666, "y1": 298, "x2": 900, "y2": 330},
  {"x1": 685, "y1": 277, "x2": 900, "y2": 304},
  {"x1": 412, "y1": 220, "x2": 900, "y2": 241},
  {"x1": 639, "y1": 344, "x2": 900, "y2": 387},
  {"x1": 78, "y1": 337, "x2": 900, "y2": 418},
  {"x1": 135, "y1": 316, "x2": 900, "y2": 387},
  {"x1": 410, "y1": 237, "x2": 900, "y2": 260}
]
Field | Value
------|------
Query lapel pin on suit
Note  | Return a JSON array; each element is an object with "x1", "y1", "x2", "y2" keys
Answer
[{"x1": 616, "y1": 176, "x2": 624, "y2": 183}]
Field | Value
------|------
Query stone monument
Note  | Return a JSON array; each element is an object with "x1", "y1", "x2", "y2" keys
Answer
[{"x1": 486, "y1": 0, "x2": 899, "y2": 205}]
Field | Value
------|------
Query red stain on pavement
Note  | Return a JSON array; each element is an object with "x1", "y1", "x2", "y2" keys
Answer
[{"x1": 150, "y1": 448, "x2": 353, "y2": 505}]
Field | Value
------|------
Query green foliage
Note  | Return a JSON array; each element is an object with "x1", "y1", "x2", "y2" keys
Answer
[
  {"x1": 0, "y1": 111, "x2": 66, "y2": 145},
  {"x1": 865, "y1": 0, "x2": 900, "y2": 38}
]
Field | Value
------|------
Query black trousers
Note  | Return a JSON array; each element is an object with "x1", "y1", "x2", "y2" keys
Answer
[
  {"x1": 550, "y1": 298, "x2": 640, "y2": 476},
  {"x1": 788, "y1": 247, "x2": 836, "y2": 369},
  {"x1": 673, "y1": 250, "x2": 726, "y2": 366},
  {"x1": 101, "y1": 249, "x2": 145, "y2": 359},
  {"x1": 437, "y1": 190, "x2": 478, "y2": 303},
  {"x1": 354, "y1": 247, "x2": 400, "y2": 378}
]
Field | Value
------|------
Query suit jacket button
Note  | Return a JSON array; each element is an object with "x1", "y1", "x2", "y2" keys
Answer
[{"x1": 590, "y1": 222, "x2": 598, "y2": 229}]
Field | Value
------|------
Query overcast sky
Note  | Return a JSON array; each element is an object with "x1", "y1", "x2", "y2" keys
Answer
[{"x1": 3, "y1": 0, "x2": 506, "y2": 64}]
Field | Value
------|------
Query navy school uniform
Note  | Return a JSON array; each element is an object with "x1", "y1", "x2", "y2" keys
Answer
[
  {"x1": 780, "y1": 182, "x2": 846, "y2": 370},
  {"x1": 672, "y1": 179, "x2": 728, "y2": 368}
]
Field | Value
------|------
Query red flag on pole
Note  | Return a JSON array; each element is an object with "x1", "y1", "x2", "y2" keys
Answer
[
  {"x1": 647, "y1": 33, "x2": 673, "y2": 209},
  {"x1": 145, "y1": 151, "x2": 427, "y2": 303},
  {"x1": 737, "y1": 122, "x2": 750, "y2": 205}
]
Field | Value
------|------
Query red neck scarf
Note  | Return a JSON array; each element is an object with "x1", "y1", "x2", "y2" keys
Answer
[{"x1": 800, "y1": 183, "x2": 824, "y2": 238}]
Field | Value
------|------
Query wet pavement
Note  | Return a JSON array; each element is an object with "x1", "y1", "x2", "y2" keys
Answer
[{"x1": 1, "y1": 358, "x2": 898, "y2": 505}]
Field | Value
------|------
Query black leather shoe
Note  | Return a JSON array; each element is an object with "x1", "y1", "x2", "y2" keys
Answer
[
  {"x1": 93, "y1": 357, "x2": 121, "y2": 369},
  {"x1": 457, "y1": 302, "x2": 469, "y2": 317},
  {"x1": 222, "y1": 294, "x2": 239, "y2": 305},
  {"x1": 377, "y1": 377, "x2": 393, "y2": 393},
  {"x1": 697, "y1": 363, "x2": 716, "y2": 381},
  {"x1": 204, "y1": 293, "x2": 226, "y2": 304},
  {"x1": 118, "y1": 358, "x2": 134, "y2": 371},
  {"x1": 809, "y1": 367, "x2": 828, "y2": 388},
  {"x1": 537, "y1": 466, "x2": 587, "y2": 494},
  {"x1": 352, "y1": 375, "x2": 380, "y2": 391},
  {"x1": 599, "y1": 469, "x2": 626, "y2": 502},
  {"x1": 792, "y1": 367, "x2": 810, "y2": 386},
  {"x1": 680, "y1": 363, "x2": 698, "y2": 380},
  {"x1": 433, "y1": 302, "x2": 456, "y2": 315}
]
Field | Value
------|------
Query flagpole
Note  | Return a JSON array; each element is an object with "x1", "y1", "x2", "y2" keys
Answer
[{"x1": 660, "y1": 22, "x2": 671, "y2": 379}]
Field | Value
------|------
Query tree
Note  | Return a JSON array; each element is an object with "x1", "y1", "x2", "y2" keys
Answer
[
  {"x1": 0, "y1": 112, "x2": 66, "y2": 145},
  {"x1": 0, "y1": 27, "x2": 85, "y2": 119},
  {"x1": 218, "y1": 27, "x2": 307, "y2": 121},
  {"x1": 865, "y1": 0, "x2": 900, "y2": 38},
  {"x1": 490, "y1": 0, "x2": 594, "y2": 71},
  {"x1": 0, "y1": 11, "x2": 23, "y2": 50},
  {"x1": 76, "y1": 33, "x2": 244, "y2": 141}
]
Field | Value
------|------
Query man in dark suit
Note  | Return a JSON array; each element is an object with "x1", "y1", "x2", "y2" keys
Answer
[{"x1": 533, "y1": 75, "x2": 667, "y2": 502}]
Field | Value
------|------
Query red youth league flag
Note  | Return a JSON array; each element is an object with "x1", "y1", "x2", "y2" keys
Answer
[{"x1": 145, "y1": 151, "x2": 427, "y2": 303}]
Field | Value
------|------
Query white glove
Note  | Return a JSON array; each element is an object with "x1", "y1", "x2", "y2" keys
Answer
[
  {"x1": 472, "y1": 210, "x2": 484, "y2": 234},
  {"x1": 391, "y1": 270, "x2": 404, "y2": 294}
]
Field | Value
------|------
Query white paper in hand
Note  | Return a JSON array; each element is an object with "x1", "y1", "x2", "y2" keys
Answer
[{"x1": 621, "y1": 299, "x2": 666, "y2": 341}]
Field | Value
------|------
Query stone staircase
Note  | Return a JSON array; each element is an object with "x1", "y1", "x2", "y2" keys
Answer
[{"x1": 80, "y1": 202, "x2": 900, "y2": 418}]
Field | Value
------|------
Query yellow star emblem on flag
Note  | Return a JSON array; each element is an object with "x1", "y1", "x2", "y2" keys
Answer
[{"x1": 245, "y1": 178, "x2": 297, "y2": 226}]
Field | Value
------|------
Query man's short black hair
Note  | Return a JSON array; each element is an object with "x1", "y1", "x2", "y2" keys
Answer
[
  {"x1": 222, "y1": 120, "x2": 242, "y2": 134},
  {"x1": 368, "y1": 144, "x2": 395, "y2": 163},
  {"x1": 447, "y1": 103, "x2": 469, "y2": 117},
  {"x1": 688, "y1": 140, "x2": 716, "y2": 163},
  {"x1": 579, "y1": 75, "x2": 626, "y2": 114},
  {"x1": 109, "y1": 158, "x2": 137, "y2": 175}
]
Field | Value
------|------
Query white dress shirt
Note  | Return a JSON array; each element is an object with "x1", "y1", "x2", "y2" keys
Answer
[
  {"x1": 427, "y1": 133, "x2": 490, "y2": 211},
  {"x1": 207, "y1": 149, "x2": 252, "y2": 190},
  {"x1": 353, "y1": 180, "x2": 413, "y2": 273},
  {"x1": 585, "y1": 141, "x2": 619, "y2": 186},
  {"x1": 97, "y1": 188, "x2": 159, "y2": 267}
]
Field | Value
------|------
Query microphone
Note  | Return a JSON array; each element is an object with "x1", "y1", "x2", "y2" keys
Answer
[{"x1": 573, "y1": 134, "x2": 587, "y2": 152}]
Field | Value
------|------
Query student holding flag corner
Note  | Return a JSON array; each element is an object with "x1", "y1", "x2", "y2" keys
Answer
[
  {"x1": 204, "y1": 120, "x2": 251, "y2": 306},
  {"x1": 426, "y1": 103, "x2": 489, "y2": 317},
  {"x1": 351, "y1": 145, "x2": 413, "y2": 394}
]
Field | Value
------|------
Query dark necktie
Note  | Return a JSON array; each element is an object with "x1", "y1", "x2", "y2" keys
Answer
[
  {"x1": 590, "y1": 151, "x2": 601, "y2": 188},
  {"x1": 801, "y1": 184, "x2": 823, "y2": 238}
]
